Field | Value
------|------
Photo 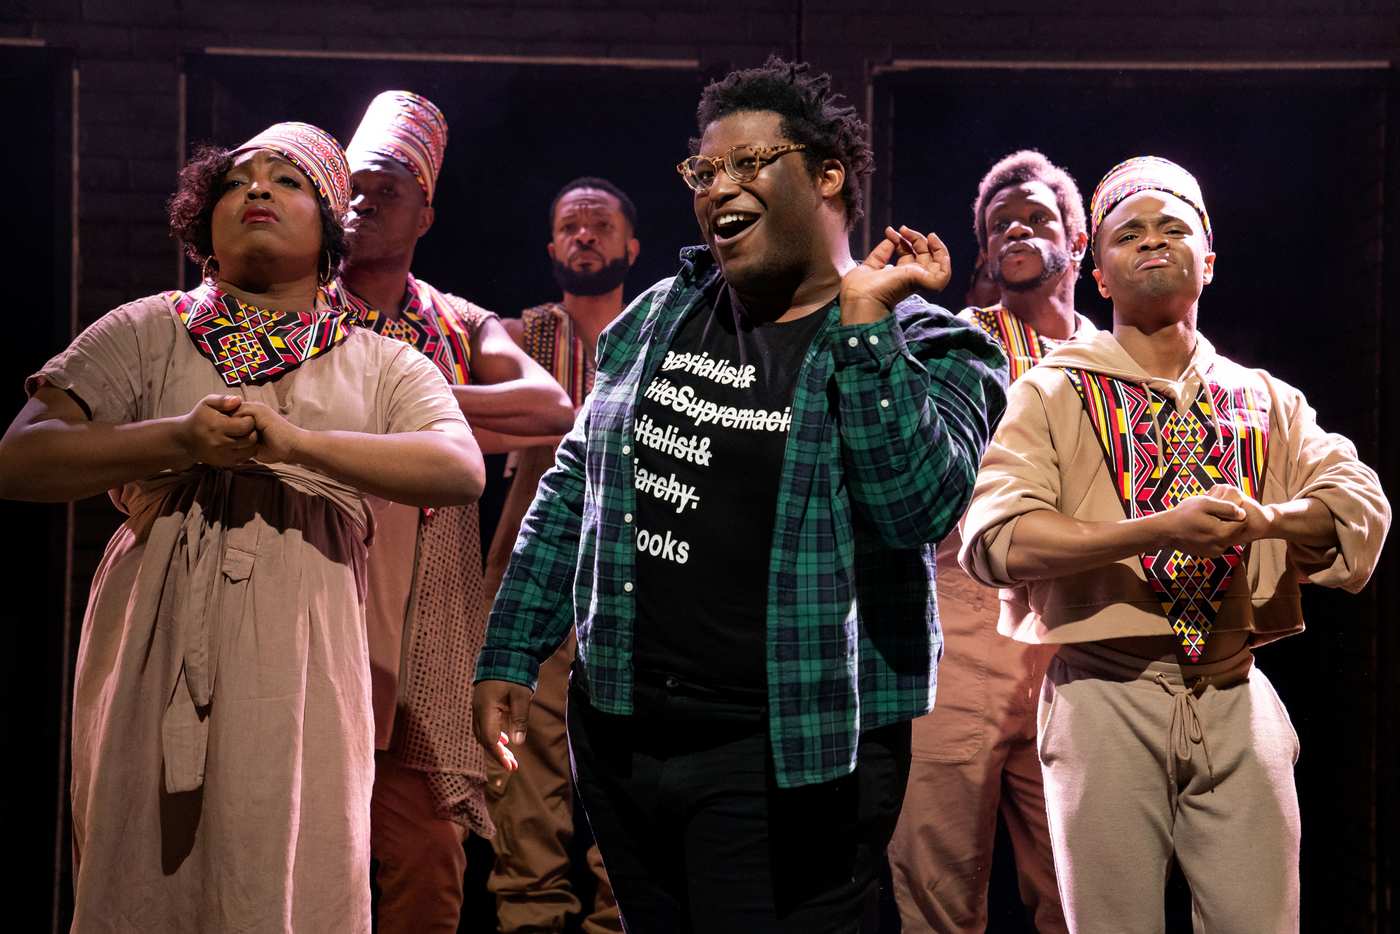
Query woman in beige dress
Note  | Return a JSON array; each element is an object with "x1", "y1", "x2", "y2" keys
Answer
[{"x1": 0, "y1": 122, "x2": 483, "y2": 932}]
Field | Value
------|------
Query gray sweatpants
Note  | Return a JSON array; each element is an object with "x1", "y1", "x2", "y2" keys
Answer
[{"x1": 1038, "y1": 643, "x2": 1301, "y2": 934}]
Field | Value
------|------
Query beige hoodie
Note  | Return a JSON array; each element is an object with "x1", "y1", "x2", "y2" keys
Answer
[{"x1": 959, "y1": 329, "x2": 1390, "y2": 646}]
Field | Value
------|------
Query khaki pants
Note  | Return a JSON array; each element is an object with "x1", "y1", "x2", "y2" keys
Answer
[
  {"x1": 1039, "y1": 644, "x2": 1301, "y2": 934},
  {"x1": 887, "y1": 588, "x2": 1065, "y2": 933},
  {"x1": 487, "y1": 630, "x2": 621, "y2": 933},
  {"x1": 370, "y1": 752, "x2": 469, "y2": 934}
]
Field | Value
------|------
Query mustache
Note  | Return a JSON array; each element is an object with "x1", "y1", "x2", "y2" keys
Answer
[
  {"x1": 999, "y1": 241, "x2": 1041, "y2": 260},
  {"x1": 990, "y1": 241, "x2": 1073, "y2": 292}
]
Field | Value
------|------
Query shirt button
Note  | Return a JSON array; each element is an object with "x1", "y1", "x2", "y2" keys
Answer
[
  {"x1": 624, "y1": 513, "x2": 633, "y2": 523},
  {"x1": 880, "y1": 398, "x2": 890, "y2": 408},
  {"x1": 622, "y1": 444, "x2": 631, "y2": 455},
  {"x1": 847, "y1": 336, "x2": 859, "y2": 347},
  {"x1": 868, "y1": 334, "x2": 880, "y2": 345},
  {"x1": 623, "y1": 581, "x2": 634, "y2": 593}
]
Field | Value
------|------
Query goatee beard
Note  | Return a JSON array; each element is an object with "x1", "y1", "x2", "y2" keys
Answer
[
  {"x1": 993, "y1": 242, "x2": 1072, "y2": 293},
  {"x1": 552, "y1": 257, "x2": 631, "y2": 297}
]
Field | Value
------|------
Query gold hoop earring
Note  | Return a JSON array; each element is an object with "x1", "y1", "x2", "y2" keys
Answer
[
  {"x1": 201, "y1": 255, "x2": 219, "y2": 284},
  {"x1": 318, "y1": 249, "x2": 334, "y2": 286}
]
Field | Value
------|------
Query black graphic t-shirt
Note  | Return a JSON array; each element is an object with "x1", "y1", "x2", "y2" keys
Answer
[{"x1": 632, "y1": 290, "x2": 831, "y2": 696}]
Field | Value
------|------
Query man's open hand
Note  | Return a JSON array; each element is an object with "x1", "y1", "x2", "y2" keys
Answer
[
  {"x1": 839, "y1": 225, "x2": 951, "y2": 325},
  {"x1": 473, "y1": 679, "x2": 533, "y2": 772}
]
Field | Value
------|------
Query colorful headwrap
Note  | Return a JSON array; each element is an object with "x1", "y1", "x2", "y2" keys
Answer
[
  {"x1": 346, "y1": 91, "x2": 448, "y2": 205},
  {"x1": 232, "y1": 121, "x2": 351, "y2": 217},
  {"x1": 1089, "y1": 156, "x2": 1212, "y2": 255}
]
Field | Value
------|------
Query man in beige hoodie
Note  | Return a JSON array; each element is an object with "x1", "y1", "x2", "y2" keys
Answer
[
  {"x1": 960, "y1": 155, "x2": 1389, "y2": 933},
  {"x1": 888, "y1": 150, "x2": 1085, "y2": 934}
]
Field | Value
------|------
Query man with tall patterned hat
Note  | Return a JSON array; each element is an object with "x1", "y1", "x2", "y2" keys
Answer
[
  {"x1": 334, "y1": 90, "x2": 574, "y2": 934},
  {"x1": 960, "y1": 155, "x2": 1390, "y2": 931},
  {"x1": 888, "y1": 150, "x2": 1087, "y2": 934}
]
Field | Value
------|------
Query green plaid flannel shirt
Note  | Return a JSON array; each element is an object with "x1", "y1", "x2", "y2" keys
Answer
[{"x1": 477, "y1": 246, "x2": 1008, "y2": 787}]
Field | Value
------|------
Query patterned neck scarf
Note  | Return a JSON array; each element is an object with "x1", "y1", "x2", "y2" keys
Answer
[
  {"x1": 1067, "y1": 366, "x2": 1270, "y2": 661},
  {"x1": 967, "y1": 305, "x2": 1070, "y2": 382},
  {"x1": 327, "y1": 275, "x2": 473, "y2": 384},
  {"x1": 171, "y1": 283, "x2": 355, "y2": 386}
]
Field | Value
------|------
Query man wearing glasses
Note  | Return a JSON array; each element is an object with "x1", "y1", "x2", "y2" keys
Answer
[{"x1": 473, "y1": 57, "x2": 1008, "y2": 933}]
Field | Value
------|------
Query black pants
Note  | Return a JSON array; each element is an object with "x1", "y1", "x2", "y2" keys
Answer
[{"x1": 567, "y1": 677, "x2": 912, "y2": 934}]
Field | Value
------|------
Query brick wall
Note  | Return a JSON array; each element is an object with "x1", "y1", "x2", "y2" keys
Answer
[
  {"x1": 6, "y1": 0, "x2": 793, "y2": 328},
  {"x1": 6, "y1": 0, "x2": 1397, "y2": 329}
]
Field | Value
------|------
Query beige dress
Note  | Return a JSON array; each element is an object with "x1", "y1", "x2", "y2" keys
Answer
[{"x1": 34, "y1": 293, "x2": 465, "y2": 933}]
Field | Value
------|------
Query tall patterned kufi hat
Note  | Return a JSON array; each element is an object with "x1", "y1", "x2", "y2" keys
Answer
[
  {"x1": 346, "y1": 91, "x2": 448, "y2": 205},
  {"x1": 232, "y1": 121, "x2": 351, "y2": 217},
  {"x1": 1089, "y1": 156, "x2": 1212, "y2": 257}
]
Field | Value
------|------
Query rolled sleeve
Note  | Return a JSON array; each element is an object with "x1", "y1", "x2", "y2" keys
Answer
[
  {"x1": 380, "y1": 343, "x2": 468, "y2": 434},
  {"x1": 959, "y1": 377, "x2": 1062, "y2": 588},
  {"x1": 27, "y1": 297, "x2": 169, "y2": 423},
  {"x1": 1273, "y1": 379, "x2": 1391, "y2": 592}
]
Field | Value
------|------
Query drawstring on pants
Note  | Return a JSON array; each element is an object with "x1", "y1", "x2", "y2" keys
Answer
[{"x1": 1154, "y1": 672, "x2": 1216, "y2": 815}]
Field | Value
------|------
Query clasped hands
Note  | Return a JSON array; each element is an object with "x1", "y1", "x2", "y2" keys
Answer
[
  {"x1": 1154, "y1": 484, "x2": 1277, "y2": 557},
  {"x1": 174, "y1": 393, "x2": 303, "y2": 468}
]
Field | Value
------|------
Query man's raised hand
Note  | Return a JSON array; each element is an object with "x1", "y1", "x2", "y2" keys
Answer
[{"x1": 839, "y1": 225, "x2": 952, "y2": 325}]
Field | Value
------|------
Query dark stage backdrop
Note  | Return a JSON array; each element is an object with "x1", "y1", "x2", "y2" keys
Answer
[
  {"x1": 1, "y1": 44, "x2": 75, "y2": 934},
  {"x1": 872, "y1": 65, "x2": 1389, "y2": 932},
  {"x1": 182, "y1": 53, "x2": 709, "y2": 314},
  {"x1": 37, "y1": 53, "x2": 1396, "y2": 932}
]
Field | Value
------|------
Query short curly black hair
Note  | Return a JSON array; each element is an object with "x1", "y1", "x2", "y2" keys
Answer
[
  {"x1": 549, "y1": 176, "x2": 639, "y2": 237},
  {"x1": 168, "y1": 143, "x2": 348, "y2": 280},
  {"x1": 694, "y1": 56, "x2": 872, "y2": 231},
  {"x1": 972, "y1": 150, "x2": 1087, "y2": 255}
]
